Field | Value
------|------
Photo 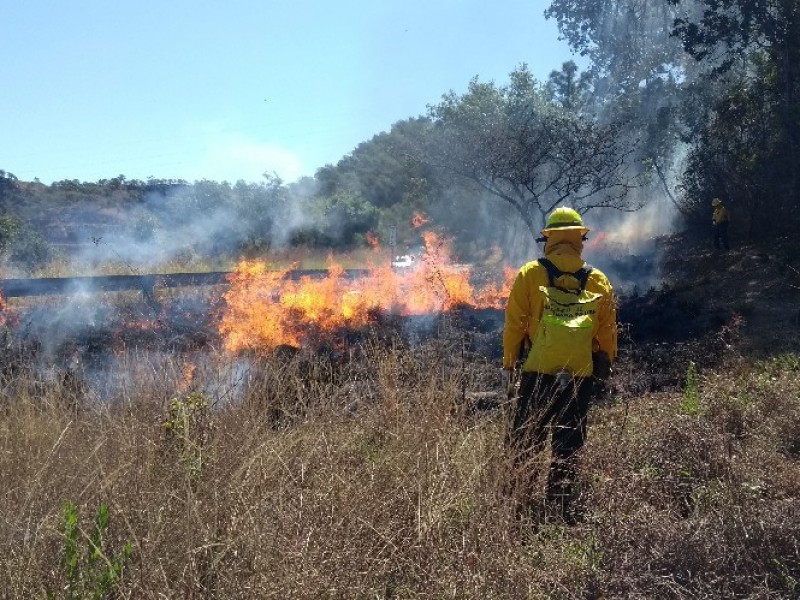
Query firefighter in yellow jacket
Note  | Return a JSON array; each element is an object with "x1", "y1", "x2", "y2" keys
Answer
[
  {"x1": 712, "y1": 197, "x2": 730, "y2": 251},
  {"x1": 503, "y1": 206, "x2": 617, "y2": 522}
]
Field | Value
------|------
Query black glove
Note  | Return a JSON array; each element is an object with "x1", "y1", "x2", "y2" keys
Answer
[
  {"x1": 592, "y1": 351, "x2": 612, "y2": 402},
  {"x1": 592, "y1": 351, "x2": 611, "y2": 380}
]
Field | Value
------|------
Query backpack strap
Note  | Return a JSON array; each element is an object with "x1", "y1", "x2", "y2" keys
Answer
[
  {"x1": 537, "y1": 257, "x2": 561, "y2": 286},
  {"x1": 538, "y1": 257, "x2": 594, "y2": 293},
  {"x1": 574, "y1": 264, "x2": 594, "y2": 292}
]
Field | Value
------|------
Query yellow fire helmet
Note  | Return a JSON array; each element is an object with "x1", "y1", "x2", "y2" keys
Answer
[
  {"x1": 541, "y1": 206, "x2": 590, "y2": 237},
  {"x1": 712, "y1": 197, "x2": 722, "y2": 207}
]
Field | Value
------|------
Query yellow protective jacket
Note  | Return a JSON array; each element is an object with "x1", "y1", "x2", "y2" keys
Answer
[
  {"x1": 503, "y1": 253, "x2": 617, "y2": 375},
  {"x1": 713, "y1": 206, "x2": 729, "y2": 224}
]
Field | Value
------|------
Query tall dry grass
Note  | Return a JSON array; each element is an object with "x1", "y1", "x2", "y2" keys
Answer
[{"x1": 0, "y1": 337, "x2": 798, "y2": 599}]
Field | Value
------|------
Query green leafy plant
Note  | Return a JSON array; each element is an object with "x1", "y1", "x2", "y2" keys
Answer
[
  {"x1": 58, "y1": 501, "x2": 132, "y2": 600},
  {"x1": 680, "y1": 361, "x2": 702, "y2": 416}
]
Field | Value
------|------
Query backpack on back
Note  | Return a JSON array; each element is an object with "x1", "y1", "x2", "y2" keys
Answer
[{"x1": 523, "y1": 257, "x2": 602, "y2": 377}]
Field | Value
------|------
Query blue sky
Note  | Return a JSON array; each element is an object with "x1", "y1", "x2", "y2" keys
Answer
[{"x1": 1, "y1": 1, "x2": 578, "y2": 185}]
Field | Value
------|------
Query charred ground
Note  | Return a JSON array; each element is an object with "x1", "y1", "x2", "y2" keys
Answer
[{"x1": 615, "y1": 233, "x2": 800, "y2": 394}]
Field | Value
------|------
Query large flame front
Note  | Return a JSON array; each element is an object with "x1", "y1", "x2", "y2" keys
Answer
[{"x1": 220, "y1": 231, "x2": 515, "y2": 353}]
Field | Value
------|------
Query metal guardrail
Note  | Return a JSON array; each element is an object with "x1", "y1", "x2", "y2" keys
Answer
[
  {"x1": 0, "y1": 269, "x2": 373, "y2": 298},
  {"x1": 0, "y1": 272, "x2": 229, "y2": 298}
]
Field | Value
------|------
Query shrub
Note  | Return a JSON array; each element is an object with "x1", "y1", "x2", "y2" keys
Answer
[{"x1": 0, "y1": 214, "x2": 51, "y2": 271}]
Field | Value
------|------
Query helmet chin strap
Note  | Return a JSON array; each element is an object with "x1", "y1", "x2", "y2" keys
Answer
[{"x1": 537, "y1": 234, "x2": 589, "y2": 244}]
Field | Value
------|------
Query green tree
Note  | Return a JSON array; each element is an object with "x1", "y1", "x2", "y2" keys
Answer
[
  {"x1": 422, "y1": 66, "x2": 639, "y2": 235},
  {"x1": 0, "y1": 170, "x2": 18, "y2": 210},
  {"x1": 683, "y1": 84, "x2": 787, "y2": 237},
  {"x1": 670, "y1": 0, "x2": 800, "y2": 211},
  {"x1": 545, "y1": 1, "x2": 710, "y2": 195},
  {"x1": 322, "y1": 190, "x2": 379, "y2": 246},
  {"x1": 0, "y1": 214, "x2": 50, "y2": 271},
  {"x1": 315, "y1": 117, "x2": 437, "y2": 211},
  {"x1": 545, "y1": 0, "x2": 701, "y2": 92},
  {"x1": 545, "y1": 60, "x2": 593, "y2": 112},
  {"x1": 232, "y1": 174, "x2": 291, "y2": 251}
]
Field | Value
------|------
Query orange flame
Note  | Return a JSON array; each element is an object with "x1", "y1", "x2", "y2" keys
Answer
[
  {"x1": 411, "y1": 212, "x2": 430, "y2": 228},
  {"x1": 220, "y1": 231, "x2": 513, "y2": 353},
  {"x1": 584, "y1": 231, "x2": 608, "y2": 251},
  {"x1": 475, "y1": 266, "x2": 517, "y2": 308}
]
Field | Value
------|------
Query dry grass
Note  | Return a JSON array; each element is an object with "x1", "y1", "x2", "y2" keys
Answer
[{"x1": 0, "y1": 336, "x2": 798, "y2": 599}]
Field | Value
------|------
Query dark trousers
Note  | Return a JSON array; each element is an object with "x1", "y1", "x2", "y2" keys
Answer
[
  {"x1": 506, "y1": 372, "x2": 593, "y2": 514},
  {"x1": 713, "y1": 222, "x2": 730, "y2": 250}
]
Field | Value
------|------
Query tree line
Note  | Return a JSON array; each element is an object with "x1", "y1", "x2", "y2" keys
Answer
[{"x1": 2, "y1": 0, "x2": 797, "y2": 272}]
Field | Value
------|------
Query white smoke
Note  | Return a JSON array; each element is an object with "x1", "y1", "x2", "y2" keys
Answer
[{"x1": 195, "y1": 135, "x2": 305, "y2": 184}]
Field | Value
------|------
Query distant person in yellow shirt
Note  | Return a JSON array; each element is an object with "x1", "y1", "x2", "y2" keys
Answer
[{"x1": 712, "y1": 197, "x2": 730, "y2": 251}]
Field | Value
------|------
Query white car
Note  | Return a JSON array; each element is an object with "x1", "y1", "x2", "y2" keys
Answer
[{"x1": 391, "y1": 254, "x2": 416, "y2": 269}]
